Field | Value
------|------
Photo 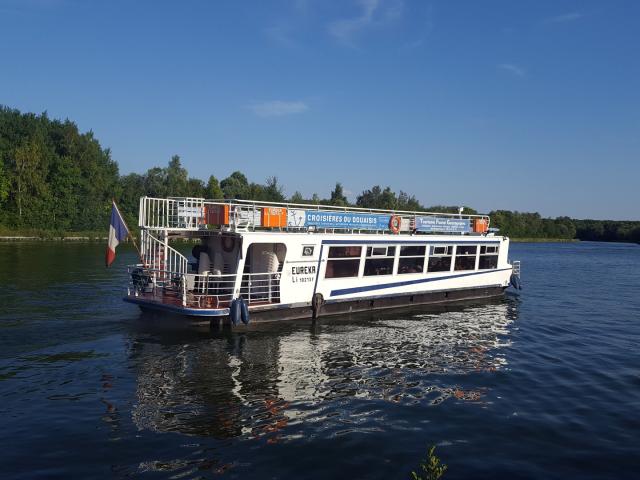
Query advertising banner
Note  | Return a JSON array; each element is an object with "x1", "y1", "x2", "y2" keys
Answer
[
  {"x1": 287, "y1": 209, "x2": 391, "y2": 230},
  {"x1": 415, "y1": 216, "x2": 471, "y2": 233}
]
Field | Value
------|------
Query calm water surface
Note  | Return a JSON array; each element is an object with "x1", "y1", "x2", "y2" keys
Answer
[{"x1": 0, "y1": 242, "x2": 639, "y2": 479}]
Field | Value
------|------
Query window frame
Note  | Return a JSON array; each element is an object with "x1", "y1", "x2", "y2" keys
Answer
[
  {"x1": 363, "y1": 244, "x2": 396, "y2": 277},
  {"x1": 397, "y1": 244, "x2": 426, "y2": 275},
  {"x1": 325, "y1": 245, "x2": 362, "y2": 279},
  {"x1": 427, "y1": 244, "x2": 454, "y2": 273}
]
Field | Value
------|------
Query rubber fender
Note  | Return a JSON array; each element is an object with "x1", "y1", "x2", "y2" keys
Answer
[
  {"x1": 311, "y1": 293, "x2": 324, "y2": 319},
  {"x1": 240, "y1": 298, "x2": 250, "y2": 325},
  {"x1": 510, "y1": 274, "x2": 522, "y2": 290},
  {"x1": 229, "y1": 299, "x2": 241, "y2": 326}
]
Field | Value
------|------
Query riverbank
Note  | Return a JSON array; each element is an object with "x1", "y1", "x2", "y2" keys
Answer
[
  {"x1": 0, "y1": 229, "x2": 107, "y2": 241},
  {"x1": 510, "y1": 238, "x2": 579, "y2": 243}
]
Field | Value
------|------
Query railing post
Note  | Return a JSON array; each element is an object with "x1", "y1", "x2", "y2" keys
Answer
[{"x1": 268, "y1": 274, "x2": 272, "y2": 303}]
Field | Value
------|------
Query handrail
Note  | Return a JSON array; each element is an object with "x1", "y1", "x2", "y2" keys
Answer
[
  {"x1": 127, "y1": 265, "x2": 281, "y2": 308},
  {"x1": 169, "y1": 196, "x2": 489, "y2": 219},
  {"x1": 138, "y1": 196, "x2": 490, "y2": 233},
  {"x1": 140, "y1": 230, "x2": 188, "y2": 278}
]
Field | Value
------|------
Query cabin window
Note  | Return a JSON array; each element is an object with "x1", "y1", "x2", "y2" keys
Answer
[
  {"x1": 454, "y1": 244, "x2": 478, "y2": 271},
  {"x1": 329, "y1": 246, "x2": 361, "y2": 258},
  {"x1": 479, "y1": 244, "x2": 499, "y2": 269},
  {"x1": 432, "y1": 245, "x2": 453, "y2": 256},
  {"x1": 427, "y1": 245, "x2": 453, "y2": 272},
  {"x1": 398, "y1": 245, "x2": 425, "y2": 275},
  {"x1": 366, "y1": 246, "x2": 395, "y2": 257},
  {"x1": 325, "y1": 246, "x2": 362, "y2": 278},
  {"x1": 363, "y1": 245, "x2": 394, "y2": 276}
]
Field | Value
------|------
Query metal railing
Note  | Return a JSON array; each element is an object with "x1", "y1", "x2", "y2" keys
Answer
[
  {"x1": 127, "y1": 266, "x2": 281, "y2": 309},
  {"x1": 140, "y1": 230, "x2": 188, "y2": 279},
  {"x1": 139, "y1": 196, "x2": 206, "y2": 230},
  {"x1": 138, "y1": 196, "x2": 491, "y2": 234}
]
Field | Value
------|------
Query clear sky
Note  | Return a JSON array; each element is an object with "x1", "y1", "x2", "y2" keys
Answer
[{"x1": 1, "y1": 0, "x2": 638, "y2": 219}]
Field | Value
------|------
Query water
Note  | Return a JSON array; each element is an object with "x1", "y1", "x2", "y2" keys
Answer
[{"x1": 1, "y1": 242, "x2": 639, "y2": 479}]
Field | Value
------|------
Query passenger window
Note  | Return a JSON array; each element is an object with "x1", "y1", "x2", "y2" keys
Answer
[
  {"x1": 479, "y1": 244, "x2": 499, "y2": 269},
  {"x1": 326, "y1": 246, "x2": 362, "y2": 278},
  {"x1": 398, "y1": 245, "x2": 425, "y2": 275},
  {"x1": 427, "y1": 245, "x2": 453, "y2": 272},
  {"x1": 454, "y1": 244, "x2": 478, "y2": 271},
  {"x1": 363, "y1": 245, "x2": 394, "y2": 276},
  {"x1": 329, "y1": 246, "x2": 361, "y2": 258}
]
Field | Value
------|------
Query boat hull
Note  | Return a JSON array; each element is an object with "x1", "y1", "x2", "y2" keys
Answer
[{"x1": 125, "y1": 284, "x2": 506, "y2": 325}]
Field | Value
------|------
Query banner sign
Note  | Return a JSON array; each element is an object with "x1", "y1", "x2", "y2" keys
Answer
[
  {"x1": 415, "y1": 216, "x2": 471, "y2": 233},
  {"x1": 287, "y1": 209, "x2": 391, "y2": 230}
]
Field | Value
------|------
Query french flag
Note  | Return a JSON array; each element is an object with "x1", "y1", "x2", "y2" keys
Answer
[{"x1": 106, "y1": 201, "x2": 129, "y2": 267}]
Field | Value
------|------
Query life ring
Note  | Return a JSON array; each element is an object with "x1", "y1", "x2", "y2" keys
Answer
[
  {"x1": 221, "y1": 236, "x2": 236, "y2": 253},
  {"x1": 389, "y1": 215, "x2": 401, "y2": 234}
]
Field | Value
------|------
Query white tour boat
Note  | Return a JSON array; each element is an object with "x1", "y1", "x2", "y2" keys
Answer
[{"x1": 124, "y1": 197, "x2": 521, "y2": 324}]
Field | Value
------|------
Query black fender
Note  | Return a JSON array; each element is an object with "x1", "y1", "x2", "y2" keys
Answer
[{"x1": 311, "y1": 293, "x2": 324, "y2": 319}]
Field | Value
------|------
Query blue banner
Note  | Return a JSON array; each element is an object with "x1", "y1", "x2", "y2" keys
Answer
[
  {"x1": 303, "y1": 211, "x2": 391, "y2": 230},
  {"x1": 415, "y1": 216, "x2": 471, "y2": 233}
]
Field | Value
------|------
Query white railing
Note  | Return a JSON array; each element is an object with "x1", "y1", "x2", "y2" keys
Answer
[
  {"x1": 139, "y1": 196, "x2": 206, "y2": 230},
  {"x1": 140, "y1": 230, "x2": 188, "y2": 279},
  {"x1": 127, "y1": 267, "x2": 280, "y2": 309},
  {"x1": 138, "y1": 196, "x2": 491, "y2": 234}
]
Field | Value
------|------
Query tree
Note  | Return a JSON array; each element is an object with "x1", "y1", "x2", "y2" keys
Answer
[
  {"x1": 11, "y1": 137, "x2": 49, "y2": 223},
  {"x1": 289, "y1": 191, "x2": 305, "y2": 203},
  {"x1": 0, "y1": 158, "x2": 9, "y2": 205},
  {"x1": 356, "y1": 185, "x2": 397, "y2": 210},
  {"x1": 205, "y1": 175, "x2": 223, "y2": 198},
  {"x1": 165, "y1": 155, "x2": 188, "y2": 196},
  {"x1": 263, "y1": 176, "x2": 285, "y2": 202},
  {"x1": 221, "y1": 171, "x2": 250, "y2": 199},
  {"x1": 186, "y1": 177, "x2": 205, "y2": 197},
  {"x1": 329, "y1": 182, "x2": 348, "y2": 206}
]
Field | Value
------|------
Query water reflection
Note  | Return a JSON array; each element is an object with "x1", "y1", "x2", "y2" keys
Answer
[{"x1": 128, "y1": 298, "x2": 519, "y2": 440}]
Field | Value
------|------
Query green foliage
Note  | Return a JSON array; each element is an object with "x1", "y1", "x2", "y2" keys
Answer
[
  {"x1": 261, "y1": 176, "x2": 285, "y2": 202},
  {"x1": 0, "y1": 106, "x2": 118, "y2": 230},
  {"x1": 356, "y1": 185, "x2": 397, "y2": 209},
  {"x1": 206, "y1": 175, "x2": 223, "y2": 199},
  {"x1": 0, "y1": 158, "x2": 9, "y2": 204},
  {"x1": 411, "y1": 446, "x2": 448, "y2": 480},
  {"x1": 1, "y1": 105, "x2": 638, "y2": 243},
  {"x1": 221, "y1": 171, "x2": 250, "y2": 199},
  {"x1": 330, "y1": 182, "x2": 348, "y2": 206},
  {"x1": 289, "y1": 191, "x2": 305, "y2": 203}
]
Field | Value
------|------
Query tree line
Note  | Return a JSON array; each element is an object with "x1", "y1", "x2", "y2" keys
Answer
[{"x1": 1, "y1": 106, "x2": 638, "y2": 242}]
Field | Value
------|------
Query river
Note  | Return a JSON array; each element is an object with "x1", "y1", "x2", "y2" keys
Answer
[{"x1": 0, "y1": 241, "x2": 638, "y2": 479}]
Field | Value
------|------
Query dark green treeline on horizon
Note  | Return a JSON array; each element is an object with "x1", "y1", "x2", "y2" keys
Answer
[{"x1": 1, "y1": 106, "x2": 639, "y2": 243}]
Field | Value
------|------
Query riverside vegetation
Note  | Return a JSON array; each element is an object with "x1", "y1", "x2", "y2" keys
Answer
[{"x1": 1, "y1": 106, "x2": 638, "y2": 243}]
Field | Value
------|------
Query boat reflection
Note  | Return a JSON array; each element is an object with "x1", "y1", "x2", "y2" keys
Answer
[{"x1": 128, "y1": 298, "x2": 519, "y2": 439}]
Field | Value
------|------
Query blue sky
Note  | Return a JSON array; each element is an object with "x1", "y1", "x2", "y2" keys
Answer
[{"x1": 1, "y1": 0, "x2": 638, "y2": 219}]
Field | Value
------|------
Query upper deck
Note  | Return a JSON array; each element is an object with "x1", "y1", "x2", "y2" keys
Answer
[{"x1": 138, "y1": 197, "x2": 492, "y2": 237}]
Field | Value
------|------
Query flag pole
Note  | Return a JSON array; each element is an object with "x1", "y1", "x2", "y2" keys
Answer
[{"x1": 112, "y1": 199, "x2": 144, "y2": 265}]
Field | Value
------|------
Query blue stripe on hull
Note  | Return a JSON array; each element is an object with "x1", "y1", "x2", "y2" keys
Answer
[{"x1": 329, "y1": 267, "x2": 512, "y2": 297}]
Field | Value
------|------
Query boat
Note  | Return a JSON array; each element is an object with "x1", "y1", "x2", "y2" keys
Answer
[{"x1": 124, "y1": 197, "x2": 521, "y2": 325}]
